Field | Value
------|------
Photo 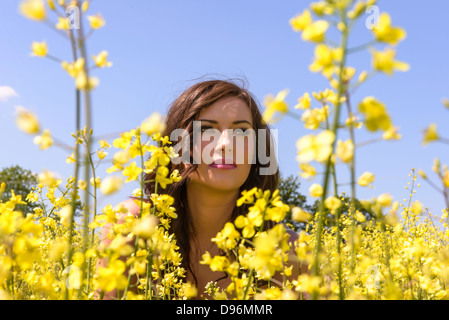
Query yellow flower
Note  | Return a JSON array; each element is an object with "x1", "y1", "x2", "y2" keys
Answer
[
  {"x1": 442, "y1": 98, "x2": 449, "y2": 110},
  {"x1": 410, "y1": 200, "x2": 423, "y2": 216},
  {"x1": 309, "y1": 44, "x2": 343, "y2": 78},
  {"x1": 15, "y1": 106, "x2": 40, "y2": 134},
  {"x1": 55, "y1": 16, "x2": 69, "y2": 30},
  {"x1": 19, "y1": 0, "x2": 46, "y2": 21},
  {"x1": 336, "y1": 139, "x2": 354, "y2": 163},
  {"x1": 81, "y1": 0, "x2": 89, "y2": 12},
  {"x1": 47, "y1": 0, "x2": 55, "y2": 10},
  {"x1": 262, "y1": 89, "x2": 289, "y2": 124},
  {"x1": 122, "y1": 161, "x2": 143, "y2": 183},
  {"x1": 298, "y1": 163, "x2": 316, "y2": 180},
  {"x1": 252, "y1": 228, "x2": 284, "y2": 280},
  {"x1": 132, "y1": 215, "x2": 158, "y2": 239},
  {"x1": 345, "y1": 113, "x2": 363, "y2": 129},
  {"x1": 372, "y1": 13, "x2": 406, "y2": 45},
  {"x1": 371, "y1": 48, "x2": 409, "y2": 76},
  {"x1": 312, "y1": 88, "x2": 342, "y2": 105},
  {"x1": 347, "y1": 1, "x2": 365, "y2": 19},
  {"x1": 383, "y1": 126, "x2": 402, "y2": 140},
  {"x1": 33, "y1": 129, "x2": 53, "y2": 150},
  {"x1": 358, "y1": 171, "x2": 375, "y2": 187},
  {"x1": 155, "y1": 166, "x2": 173, "y2": 189},
  {"x1": 87, "y1": 14, "x2": 106, "y2": 29},
  {"x1": 310, "y1": 1, "x2": 334, "y2": 16},
  {"x1": 442, "y1": 166, "x2": 449, "y2": 188},
  {"x1": 61, "y1": 57, "x2": 85, "y2": 78},
  {"x1": 181, "y1": 282, "x2": 198, "y2": 300},
  {"x1": 96, "y1": 259, "x2": 127, "y2": 293},
  {"x1": 113, "y1": 150, "x2": 131, "y2": 165},
  {"x1": 309, "y1": 183, "x2": 323, "y2": 198},
  {"x1": 208, "y1": 256, "x2": 230, "y2": 272},
  {"x1": 90, "y1": 177, "x2": 102, "y2": 189},
  {"x1": 99, "y1": 139, "x2": 111, "y2": 149},
  {"x1": 91, "y1": 50, "x2": 113, "y2": 68},
  {"x1": 38, "y1": 169, "x2": 60, "y2": 188},
  {"x1": 97, "y1": 149, "x2": 108, "y2": 160},
  {"x1": 78, "y1": 179, "x2": 87, "y2": 191},
  {"x1": 234, "y1": 206, "x2": 263, "y2": 239},
  {"x1": 302, "y1": 20, "x2": 329, "y2": 43},
  {"x1": 377, "y1": 193, "x2": 393, "y2": 207},
  {"x1": 296, "y1": 130, "x2": 335, "y2": 163},
  {"x1": 355, "y1": 210, "x2": 366, "y2": 222},
  {"x1": 301, "y1": 107, "x2": 328, "y2": 130},
  {"x1": 58, "y1": 205, "x2": 73, "y2": 227},
  {"x1": 212, "y1": 222, "x2": 241, "y2": 250},
  {"x1": 75, "y1": 71, "x2": 99, "y2": 91},
  {"x1": 358, "y1": 96, "x2": 392, "y2": 132},
  {"x1": 100, "y1": 176, "x2": 123, "y2": 195},
  {"x1": 423, "y1": 123, "x2": 439, "y2": 145},
  {"x1": 236, "y1": 187, "x2": 258, "y2": 206},
  {"x1": 324, "y1": 196, "x2": 342, "y2": 214},
  {"x1": 141, "y1": 112, "x2": 166, "y2": 136},
  {"x1": 291, "y1": 207, "x2": 312, "y2": 222},
  {"x1": 294, "y1": 92, "x2": 311, "y2": 110},
  {"x1": 289, "y1": 9, "x2": 312, "y2": 32},
  {"x1": 30, "y1": 41, "x2": 48, "y2": 57}
]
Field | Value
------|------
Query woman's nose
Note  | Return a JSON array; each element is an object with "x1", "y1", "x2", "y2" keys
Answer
[{"x1": 215, "y1": 129, "x2": 233, "y2": 154}]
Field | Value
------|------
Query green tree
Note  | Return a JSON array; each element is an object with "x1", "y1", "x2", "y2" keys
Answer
[
  {"x1": 278, "y1": 173, "x2": 314, "y2": 232},
  {"x1": 0, "y1": 164, "x2": 39, "y2": 215}
]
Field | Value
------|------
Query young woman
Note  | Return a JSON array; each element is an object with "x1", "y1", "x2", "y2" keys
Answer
[{"x1": 98, "y1": 79, "x2": 304, "y2": 299}]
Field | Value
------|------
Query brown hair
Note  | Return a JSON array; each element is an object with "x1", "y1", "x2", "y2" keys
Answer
[{"x1": 143, "y1": 79, "x2": 279, "y2": 285}]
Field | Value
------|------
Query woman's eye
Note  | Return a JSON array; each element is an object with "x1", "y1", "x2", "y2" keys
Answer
[
  {"x1": 200, "y1": 126, "x2": 212, "y2": 133},
  {"x1": 234, "y1": 128, "x2": 251, "y2": 135}
]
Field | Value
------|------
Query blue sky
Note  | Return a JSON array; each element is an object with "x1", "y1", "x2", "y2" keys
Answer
[{"x1": 1, "y1": 1, "x2": 448, "y2": 217}]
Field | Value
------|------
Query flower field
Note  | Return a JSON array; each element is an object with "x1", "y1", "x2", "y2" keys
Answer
[{"x1": 1, "y1": 0, "x2": 448, "y2": 300}]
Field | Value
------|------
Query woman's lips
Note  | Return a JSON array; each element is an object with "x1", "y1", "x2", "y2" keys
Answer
[
  {"x1": 209, "y1": 163, "x2": 237, "y2": 169},
  {"x1": 209, "y1": 159, "x2": 237, "y2": 169}
]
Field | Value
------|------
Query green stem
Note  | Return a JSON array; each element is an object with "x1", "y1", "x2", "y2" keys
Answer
[
  {"x1": 312, "y1": 12, "x2": 350, "y2": 288},
  {"x1": 64, "y1": 24, "x2": 81, "y2": 301},
  {"x1": 77, "y1": 10, "x2": 93, "y2": 299},
  {"x1": 85, "y1": 146, "x2": 98, "y2": 295},
  {"x1": 345, "y1": 91, "x2": 357, "y2": 275}
]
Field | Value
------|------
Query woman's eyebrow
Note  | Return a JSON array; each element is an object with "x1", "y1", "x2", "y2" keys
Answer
[{"x1": 198, "y1": 119, "x2": 252, "y2": 126}]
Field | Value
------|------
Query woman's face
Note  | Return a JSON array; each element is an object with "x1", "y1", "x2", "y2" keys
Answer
[{"x1": 188, "y1": 96, "x2": 255, "y2": 192}]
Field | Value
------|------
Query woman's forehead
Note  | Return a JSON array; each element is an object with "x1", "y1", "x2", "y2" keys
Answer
[{"x1": 198, "y1": 96, "x2": 252, "y2": 124}]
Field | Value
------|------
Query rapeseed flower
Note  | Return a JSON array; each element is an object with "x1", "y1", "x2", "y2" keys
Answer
[
  {"x1": 19, "y1": 0, "x2": 46, "y2": 21},
  {"x1": 294, "y1": 92, "x2": 311, "y2": 110},
  {"x1": 30, "y1": 41, "x2": 48, "y2": 57},
  {"x1": 302, "y1": 20, "x2": 329, "y2": 43},
  {"x1": 372, "y1": 13, "x2": 406, "y2": 45},
  {"x1": 33, "y1": 129, "x2": 53, "y2": 150},
  {"x1": 91, "y1": 50, "x2": 113, "y2": 68},
  {"x1": 296, "y1": 130, "x2": 335, "y2": 163},
  {"x1": 289, "y1": 9, "x2": 312, "y2": 32},
  {"x1": 422, "y1": 123, "x2": 439, "y2": 145},
  {"x1": 87, "y1": 14, "x2": 106, "y2": 29},
  {"x1": 358, "y1": 171, "x2": 375, "y2": 187},
  {"x1": 371, "y1": 48, "x2": 409, "y2": 75},
  {"x1": 15, "y1": 106, "x2": 40, "y2": 134},
  {"x1": 358, "y1": 96, "x2": 392, "y2": 132},
  {"x1": 309, "y1": 44, "x2": 343, "y2": 78},
  {"x1": 100, "y1": 176, "x2": 123, "y2": 195},
  {"x1": 262, "y1": 89, "x2": 289, "y2": 124}
]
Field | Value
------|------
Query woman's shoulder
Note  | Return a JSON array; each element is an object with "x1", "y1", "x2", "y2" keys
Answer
[
  {"x1": 113, "y1": 198, "x2": 141, "y2": 218},
  {"x1": 281, "y1": 223, "x2": 299, "y2": 242}
]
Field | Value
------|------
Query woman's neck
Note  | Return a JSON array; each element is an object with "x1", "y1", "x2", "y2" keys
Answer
[{"x1": 186, "y1": 181, "x2": 239, "y2": 245}]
